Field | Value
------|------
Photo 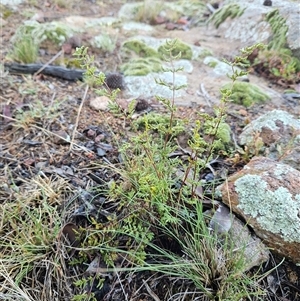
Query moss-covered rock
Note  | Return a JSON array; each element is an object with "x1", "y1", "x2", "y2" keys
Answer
[
  {"x1": 122, "y1": 39, "x2": 159, "y2": 58},
  {"x1": 223, "y1": 81, "x2": 269, "y2": 107},
  {"x1": 120, "y1": 57, "x2": 162, "y2": 76},
  {"x1": 158, "y1": 40, "x2": 193, "y2": 60},
  {"x1": 204, "y1": 120, "x2": 232, "y2": 151}
]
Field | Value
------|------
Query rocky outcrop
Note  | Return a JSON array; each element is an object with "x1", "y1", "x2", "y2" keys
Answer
[
  {"x1": 217, "y1": 157, "x2": 300, "y2": 263},
  {"x1": 209, "y1": 0, "x2": 300, "y2": 59}
]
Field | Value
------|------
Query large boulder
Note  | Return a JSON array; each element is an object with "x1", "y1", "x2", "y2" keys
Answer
[{"x1": 217, "y1": 157, "x2": 300, "y2": 263}]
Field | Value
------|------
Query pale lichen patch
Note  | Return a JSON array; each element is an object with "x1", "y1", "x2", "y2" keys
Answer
[
  {"x1": 234, "y1": 174, "x2": 300, "y2": 242},
  {"x1": 273, "y1": 164, "x2": 294, "y2": 179}
]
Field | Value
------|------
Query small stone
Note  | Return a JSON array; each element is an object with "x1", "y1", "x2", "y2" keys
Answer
[
  {"x1": 89, "y1": 96, "x2": 110, "y2": 111},
  {"x1": 115, "y1": 98, "x2": 129, "y2": 111},
  {"x1": 68, "y1": 35, "x2": 82, "y2": 48},
  {"x1": 135, "y1": 98, "x2": 150, "y2": 112},
  {"x1": 263, "y1": 0, "x2": 272, "y2": 6}
]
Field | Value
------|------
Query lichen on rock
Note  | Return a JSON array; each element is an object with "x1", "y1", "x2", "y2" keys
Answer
[
  {"x1": 239, "y1": 110, "x2": 300, "y2": 145},
  {"x1": 234, "y1": 174, "x2": 300, "y2": 243}
]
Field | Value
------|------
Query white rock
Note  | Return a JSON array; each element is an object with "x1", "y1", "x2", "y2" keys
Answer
[{"x1": 89, "y1": 96, "x2": 110, "y2": 111}]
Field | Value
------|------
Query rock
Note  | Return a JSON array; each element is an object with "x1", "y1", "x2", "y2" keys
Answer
[
  {"x1": 239, "y1": 110, "x2": 300, "y2": 171},
  {"x1": 203, "y1": 56, "x2": 242, "y2": 77},
  {"x1": 122, "y1": 22, "x2": 154, "y2": 32},
  {"x1": 217, "y1": 157, "x2": 300, "y2": 263},
  {"x1": 89, "y1": 96, "x2": 110, "y2": 111},
  {"x1": 229, "y1": 215, "x2": 270, "y2": 271},
  {"x1": 209, "y1": 204, "x2": 270, "y2": 271},
  {"x1": 209, "y1": 0, "x2": 300, "y2": 59},
  {"x1": 124, "y1": 72, "x2": 188, "y2": 100}
]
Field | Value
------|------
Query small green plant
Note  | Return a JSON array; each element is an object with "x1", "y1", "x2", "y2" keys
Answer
[
  {"x1": 158, "y1": 39, "x2": 193, "y2": 60},
  {"x1": 122, "y1": 39, "x2": 159, "y2": 58},
  {"x1": 92, "y1": 34, "x2": 116, "y2": 53},
  {"x1": 208, "y1": 3, "x2": 245, "y2": 28},
  {"x1": 11, "y1": 20, "x2": 73, "y2": 47},
  {"x1": 71, "y1": 40, "x2": 268, "y2": 299},
  {"x1": 120, "y1": 57, "x2": 162, "y2": 76},
  {"x1": 255, "y1": 49, "x2": 300, "y2": 82},
  {"x1": 222, "y1": 81, "x2": 270, "y2": 107},
  {"x1": 72, "y1": 275, "x2": 102, "y2": 301},
  {"x1": 73, "y1": 46, "x2": 106, "y2": 88},
  {"x1": 266, "y1": 9, "x2": 288, "y2": 51},
  {"x1": 14, "y1": 98, "x2": 65, "y2": 130},
  {"x1": 9, "y1": 34, "x2": 39, "y2": 63}
]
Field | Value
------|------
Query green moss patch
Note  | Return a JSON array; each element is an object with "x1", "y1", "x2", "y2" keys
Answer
[
  {"x1": 122, "y1": 39, "x2": 159, "y2": 58},
  {"x1": 158, "y1": 40, "x2": 193, "y2": 60},
  {"x1": 223, "y1": 82, "x2": 270, "y2": 107},
  {"x1": 204, "y1": 120, "x2": 232, "y2": 151},
  {"x1": 120, "y1": 57, "x2": 162, "y2": 76}
]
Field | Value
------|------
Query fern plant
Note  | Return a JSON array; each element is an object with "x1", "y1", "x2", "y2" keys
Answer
[{"x1": 70, "y1": 40, "x2": 268, "y2": 300}]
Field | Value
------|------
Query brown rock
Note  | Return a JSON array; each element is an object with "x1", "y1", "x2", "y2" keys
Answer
[{"x1": 218, "y1": 157, "x2": 300, "y2": 263}]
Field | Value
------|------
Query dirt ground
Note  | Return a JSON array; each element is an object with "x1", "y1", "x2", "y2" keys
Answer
[{"x1": 1, "y1": 1, "x2": 300, "y2": 301}]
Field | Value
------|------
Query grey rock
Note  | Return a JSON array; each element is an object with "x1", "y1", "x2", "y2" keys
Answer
[
  {"x1": 239, "y1": 110, "x2": 300, "y2": 171},
  {"x1": 124, "y1": 72, "x2": 188, "y2": 100},
  {"x1": 122, "y1": 22, "x2": 154, "y2": 32},
  {"x1": 208, "y1": 204, "x2": 270, "y2": 271},
  {"x1": 229, "y1": 216, "x2": 270, "y2": 271},
  {"x1": 203, "y1": 56, "x2": 247, "y2": 79}
]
